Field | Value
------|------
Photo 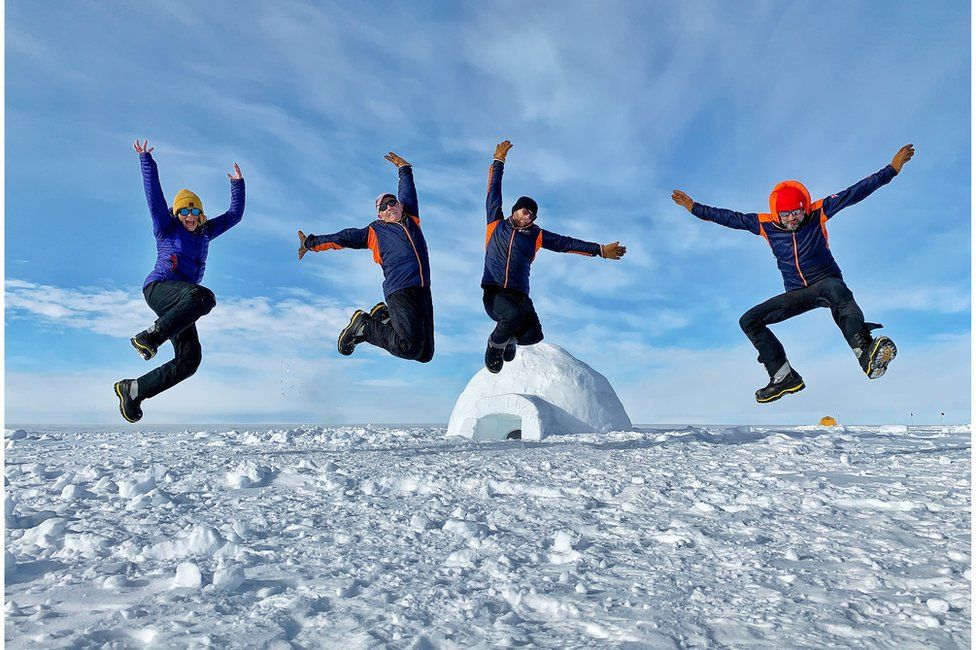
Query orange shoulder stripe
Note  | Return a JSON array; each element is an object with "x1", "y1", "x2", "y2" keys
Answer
[
  {"x1": 485, "y1": 220, "x2": 500, "y2": 247},
  {"x1": 367, "y1": 226, "x2": 382, "y2": 265}
]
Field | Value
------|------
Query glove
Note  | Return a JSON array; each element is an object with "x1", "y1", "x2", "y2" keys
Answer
[
  {"x1": 890, "y1": 143, "x2": 914, "y2": 174},
  {"x1": 298, "y1": 230, "x2": 309, "y2": 261},
  {"x1": 494, "y1": 140, "x2": 513, "y2": 162},
  {"x1": 671, "y1": 190, "x2": 694, "y2": 212},
  {"x1": 601, "y1": 241, "x2": 626, "y2": 260},
  {"x1": 384, "y1": 152, "x2": 410, "y2": 168}
]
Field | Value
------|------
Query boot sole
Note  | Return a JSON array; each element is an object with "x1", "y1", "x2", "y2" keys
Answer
[
  {"x1": 369, "y1": 302, "x2": 390, "y2": 324},
  {"x1": 865, "y1": 337, "x2": 897, "y2": 379},
  {"x1": 756, "y1": 380, "x2": 806, "y2": 403},
  {"x1": 338, "y1": 310, "x2": 366, "y2": 356},
  {"x1": 130, "y1": 337, "x2": 156, "y2": 361},
  {"x1": 114, "y1": 382, "x2": 141, "y2": 423}
]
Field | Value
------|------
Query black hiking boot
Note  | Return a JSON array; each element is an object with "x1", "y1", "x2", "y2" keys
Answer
[
  {"x1": 130, "y1": 325, "x2": 162, "y2": 361},
  {"x1": 755, "y1": 369, "x2": 805, "y2": 403},
  {"x1": 114, "y1": 379, "x2": 143, "y2": 423},
  {"x1": 338, "y1": 310, "x2": 369, "y2": 356},
  {"x1": 503, "y1": 341, "x2": 517, "y2": 362},
  {"x1": 369, "y1": 302, "x2": 390, "y2": 324},
  {"x1": 485, "y1": 340, "x2": 505, "y2": 373},
  {"x1": 854, "y1": 334, "x2": 897, "y2": 379}
]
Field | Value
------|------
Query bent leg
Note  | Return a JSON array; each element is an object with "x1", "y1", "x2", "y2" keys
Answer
[
  {"x1": 514, "y1": 295, "x2": 544, "y2": 345},
  {"x1": 146, "y1": 282, "x2": 217, "y2": 341},
  {"x1": 739, "y1": 287, "x2": 820, "y2": 374},
  {"x1": 363, "y1": 287, "x2": 432, "y2": 361},
  {"x1": 484, "y1": 289, "x2": 530, "y2": 346},
  {"x1": 815, "y1": 277, "x2": 866, "y2": 346},
  {"x1": 136, "y1": 324, "x2": 203, "y2": 400}
]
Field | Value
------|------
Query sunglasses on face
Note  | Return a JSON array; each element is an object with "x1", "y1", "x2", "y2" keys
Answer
[
  {"x1": 379, "y1": 198, "x2": 399, "y2": 211},
  {"x1": 778, "y1": 209, "x2": 804, "y2": 219},
  {"x1": 178, "y1": 208, "x2": 203, "y2": 217}
]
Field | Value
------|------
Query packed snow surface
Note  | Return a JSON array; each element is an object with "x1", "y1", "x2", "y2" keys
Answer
[
  {"x1": 4, "y1": 423, "x2": 970, "y2": 648},
  {"x1": 447, "y1": 343, "x2": 632, "y2": 440}
]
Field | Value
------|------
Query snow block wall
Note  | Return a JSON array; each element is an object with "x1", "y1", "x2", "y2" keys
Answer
[{"x1": 447, "y1": 343, "x2": 632, "y2": 441}]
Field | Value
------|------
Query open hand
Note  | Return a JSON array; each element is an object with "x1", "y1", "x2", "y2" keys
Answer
[
  {"x1": 891, "y1": 143, "x2": 914, "y2": 173},
  {"x1": 601, "y1": 241, "x2": 627, "y2": 260},
  {"x1": 385, "y1": 152, "x2": 410, "y2": 168},
  {"x1": 494, "y1": 140, "x2": 513, "y2": 162},
  {"x1": 298, "y1": 230, "x2": 309, "y2": 261},
  {"x1": 133, "y1": 139, "x2": 153, "y2": 154},
  {"x1": 671, "y1": 189, "x2": 694, "y2": 212},
  {"x1": 227, "y1": 163, "x2": 243, "y2": 181}
]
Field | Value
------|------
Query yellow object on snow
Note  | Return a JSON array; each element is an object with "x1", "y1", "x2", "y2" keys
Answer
[{"x1": 820, "y1": 416, "x2": 837, "y2": 426}]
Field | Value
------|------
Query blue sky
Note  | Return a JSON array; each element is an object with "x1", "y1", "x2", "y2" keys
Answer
[{"x1": 5, "y1": 1, "x2": 971, "y2": 425}]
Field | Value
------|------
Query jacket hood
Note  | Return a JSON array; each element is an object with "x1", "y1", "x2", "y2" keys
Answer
[{"x1": 768, "y1": 180, "x2": 811, "y2": 222}]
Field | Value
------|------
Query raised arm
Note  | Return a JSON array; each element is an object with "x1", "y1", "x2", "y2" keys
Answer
[
  {"x1": 820, "y1": 144, "x2": 913, "y2": 219},
  {"x1": 385, "y1": 152, "x2": 419, "y2": 219},
  {"x1": 134, "y1": 140, "x2": 174, "y2": 236},
  {"x1": 298, "y1": 226, "x2": 370, "y2": 260},
  {"x1": 673, "y1": 189, "x2": 761, "y2": 235},
  {"x1": 486, "y1": 140, "x2": 512, "y2": 224},
  {"x1": 205, "y1": 163, "x2": 246, "y2": 240}
]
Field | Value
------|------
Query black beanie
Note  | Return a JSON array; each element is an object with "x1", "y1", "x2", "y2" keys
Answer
[{"x1": 512, "y1": 196, "x2": 538, "y2": 218}]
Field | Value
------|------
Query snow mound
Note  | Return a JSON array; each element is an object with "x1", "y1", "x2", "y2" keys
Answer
[{"x1": 447, "y1": 343, "x2": 632, "y2": 441}]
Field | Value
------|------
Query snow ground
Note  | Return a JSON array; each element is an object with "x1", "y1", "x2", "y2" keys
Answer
[{"x1": 4, "y1": 423, "x2": 971, "y2": 648}]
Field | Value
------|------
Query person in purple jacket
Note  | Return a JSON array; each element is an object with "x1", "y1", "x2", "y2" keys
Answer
[
  {"x1": 671, "y1": 144, "x2": 914, "y2": 403},
  {"x1": 297, "y1": 151, "x2": 434, "y2": 363},
  {"x1": 482, "y1": 140, "x2": 627, "y2": 373},
  {"x1": 115, "y1": 140, "x2": 245, "y2": 422}
]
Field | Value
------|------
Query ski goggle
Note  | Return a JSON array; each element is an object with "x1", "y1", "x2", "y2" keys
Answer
[
  {"x1": 777, "y1": 208, "x2": 804, "y2": 220},
  {"x1": 177, "y1": 207, "x2": 203, "y2": 217},
  {"x1": 378, "y1": 198, "x2": 399, "y2": 211}
]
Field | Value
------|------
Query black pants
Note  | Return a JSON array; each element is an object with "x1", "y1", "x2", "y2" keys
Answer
[
  {"x1": 363, "y1": 286, "x2": 435, "y2": 362},
  {"x1": 483, "y1": 286, "x2": 544, "y2": 347},
  {"x1": 739, "y1": 276, "x2": 865, "y2": 375},
  {"x1": 137, "y1": 281, "x2": 216, "y2": 400}
]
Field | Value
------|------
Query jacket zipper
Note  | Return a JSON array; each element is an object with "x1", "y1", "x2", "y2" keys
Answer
[
  {"x1": 503, "y1": 226, "x2": 517, "y2": 288},
  {"x1": 398, "y1": 222, "x2": 425, "y2": 287},
  {"x1": 792, "y1": 233, "x2": 808, "y2": 286}
]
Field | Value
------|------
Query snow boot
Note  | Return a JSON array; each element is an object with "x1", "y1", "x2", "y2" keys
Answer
[
  {"x1": 369, "y1": 302, "x2": 390, "y2": 324},
  {"x1": 114, "y1": 379, "x2": 143, "y2": 423},
  {"x1": 485, "y1": 339, "x2": 506, "y2": 373},
  {"x1": 130, "y1": 324, "x2": 163, "y2": 361},
  {"x1": 338, "y1": 310, "x2": 369, "y2": 356},
  {"x1": 755, "y1": 368, "x2": 805, "y2": 403},
  {"x1": 853, "y1": 331, "x2": 897, "y2": 379},
  {"x1": 503, "y1": 339, "x2": 517, "y2": 362}
]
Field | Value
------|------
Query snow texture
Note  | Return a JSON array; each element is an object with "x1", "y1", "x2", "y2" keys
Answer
[
  {"x1": 447, "y1": 343, "x2": 632, "y2": 440},
  {"x1": 3, "y1": 423, "x2": 971, "y2": 648}
]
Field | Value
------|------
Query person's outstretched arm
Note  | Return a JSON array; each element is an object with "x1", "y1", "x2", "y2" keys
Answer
[
  {"x1": 820, "y1": 144, "x2": 914, "y2": 219},
  {"x1": 134, "y1": 140, "x2": 174, "y2": 237},
  {"x1": 205, "y1": 163, "x2": 246, "y2": 239},
  {"x1": 297, "y1": 226, "x2": 370, "y2": 260},
  {"x1": 672, "y1": 189, "x2": 761, "y2": 234},
  {"x1": 385, "y1": 152, "x2": 418, "y2": 220},
  {"x1": 539, "y1": 229, "x2": 626, "y2": 260},
  {"x1": 486, "y1": 140, "x2": 512, "y2": 224}
]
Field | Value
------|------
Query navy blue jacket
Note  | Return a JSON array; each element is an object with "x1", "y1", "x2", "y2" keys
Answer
[
  {"x1": 482, "y1": 160, "x2": 602, "y2": 295},
  {"x1": 692, "y1": 165, "x2": 897, "y2": 291},
  {"x1": 141, "y1": 152, "x2": 245, "y2": 289},
  {"x1": 305, "y1": 165, "x2": 430, "y2": 298}
]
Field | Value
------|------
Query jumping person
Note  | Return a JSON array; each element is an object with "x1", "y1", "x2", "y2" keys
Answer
[
  {"x1": 482, "y1": 140, "x2": 627, "y2": 373},
  {"x1": 671, "y1": 144, "x2": 915, "y2": 403},
  {"x1": 115, "y1": 140, "x2": 245, "y2": 422},
  {"x1": 297, "y1": 152, "x2": 434, "y2": 362}
]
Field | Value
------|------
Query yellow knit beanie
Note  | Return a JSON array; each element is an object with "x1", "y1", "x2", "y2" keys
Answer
[{"x1": 172, "y1": 189, "x2": 206, "y2": 223}]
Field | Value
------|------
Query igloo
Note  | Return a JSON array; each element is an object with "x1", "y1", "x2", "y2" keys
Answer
[{"x1": 446, "y1": 342, "x2": 632, "y2": 441}]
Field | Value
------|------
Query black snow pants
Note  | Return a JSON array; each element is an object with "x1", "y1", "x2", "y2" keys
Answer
[
  {"x1": 739, "y1": 275, "x2": 865, "y2": 375},
  {"x1": 137, "y1": 281, "x2": 216, "y2": 400},
  {"x1": 363, "y1": 286, "x2": 435, "y2": 362},
  {"x1": 483, "y1": 285, "x2": 544, "y2": 347}
]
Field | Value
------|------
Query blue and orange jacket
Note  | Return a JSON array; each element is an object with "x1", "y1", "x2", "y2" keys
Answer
[
  {"x1": 141, "y1": 152, "x2": 245, "y2": 289},
  {"x1": 304, "y1": 165, "x2": 430, "y2": 298},
  {"x1": 482, "y1": 160, "x2": 602, "y2": 295},
  {"x1": 691, "y1": 164, "x2": 898, "y2": 292}
]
